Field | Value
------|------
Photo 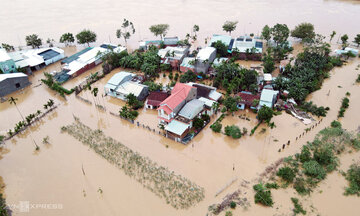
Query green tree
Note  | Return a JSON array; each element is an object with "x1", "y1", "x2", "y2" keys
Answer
[
  {"x1": 303, "y1": 160, "x2": 326, "y2": 180},
  {"x1": 222, "y1": 21, "x2": 238, "y2": 35},
  {"x1": 59, "y1": 33, "x2": 75, "y2": 46},
  {"x1": 291, "y1": 22, "x2": 315, "y2": 42},
  {"x1": 329, "y1": 31, "x2": 336, "y2": 42},
  {"x1": 253, "y1": 183, "x2": 274, "y2": 207},
  {"x1": 76, "y1": 29, "x2": 97, "y2": 46},
  {"x1": 193, "y1": 117, "x2": 205, "y2": 130},
  {"x1": 25, "y1": 34, "x2": 42, "y2": 48},
  {"x1": 211, "y1": 40, "x2": 228, "y2": 57},
  {"x1": 1, "y1": 43, "x2": 15, "y2": 52},
  {"x1": 271, "y1": 24, "x2": 290, "y2": 45},
  {"x1": 223, "y1": 96, "x2": 239, "y2": 114},
  {"x1": 341, "y1": 34, "x2": 349, "y2": 49},
  {"x1": 262, "y1": 51, "x2": 275, "y2": 73},
  {"x1": 210, "y1": 121, "x2": 222, "y2": 133},
  {"x1": 126, "y1": 93, "x2": 143, "y2": 109},
  {"x1": 261, "y1": 25, "x2": 271, "y2": 44},
  {"x1": 257, "y1": 105, "x2": 273, "y2": 123},
  {"x1": 224, "y1": 125, "x2": 242, "y2": 139},
  {"x1": 149, "y1": 24, "x2": 169, "y2": 40},
  {"x1": 180, "y1": 70, "x2": 197, "y2": 83},
  {"x1": 277, "y1": 167, "x2": 296, "y2": 183},
  {"x1": 116, "y1": 18, "x2": 135, "y2": 45},
  {"x1": 353, "y1": 34, "x2": 360, "y2": 47}
]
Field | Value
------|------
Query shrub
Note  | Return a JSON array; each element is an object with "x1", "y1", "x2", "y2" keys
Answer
[
  {"x1": 313, "y1": 146, "x2": 338, "y2": 172},
  {"x1": 356, "y1": 74, "x2": 360, "y2": 83},
  {"x1": 210, "y1": 121, "x2": 222, "y2": 133},
  {"x1": 344, "y1": 163, "x2": 360, "y2": 196},
  {"x1": 331, "y1": 120, "x2": 342, "y2": 128},
  {"x1": 230, "y1": 201, "x2": 236, "y2": 209},
  {"x1": 257, "y1": 105, "x2": 273, "y2": 123},
  {"x1": 299, "y1": 145, "x2": 312, "y2": 163},
  {"x1": 265, "y1": 182, "x2": 279, "y2": 189},
  {"x1": 253, "y1": 183, "x2": 274, "y2": 207},
  {"x1": 225, "y1": 211, "x2": 233, "y2": 216},
  {"x1": 293, "y1": 178, "x2": 311, "y2": 195},
  {"x1": 291, "y1": 197, "x2": 306, "y2": 215},
  {"x1": 300, "y1": 101, "x2": 328, "y2": 117},
  {"x1": 277, "y1": 167, "x2": 296, "y2": 183},
  {"x1": 224, "y1": 125, "x2": 242, "y2": 139},
  {"x1": 303, "y1": 160, "x2": 326, "y2": 180}
]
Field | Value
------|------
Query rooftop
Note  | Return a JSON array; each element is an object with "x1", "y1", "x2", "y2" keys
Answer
[
  {"x1": 147, "y1": 91, "x2": 169, "y2": 107},
  {"x1": 196, "y1": 47, "x2": 216, "y2": 61},
  {"x1": 178, "y1": 99, "x2": 205, "y2": 120},
  {"x1": 0, "y1": 73, "x2": 28, "y2": 82},
  {"x1": 165, "y1": 120, "x2": 189, "y2": 136},
  {"x1": 0, "y1": 49, "x2": 11, "y2": 62}
]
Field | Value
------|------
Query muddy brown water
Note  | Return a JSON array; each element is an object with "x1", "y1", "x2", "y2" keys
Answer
[{"x1": 1, "y1": 1, "x2": 360, "y2": 215}]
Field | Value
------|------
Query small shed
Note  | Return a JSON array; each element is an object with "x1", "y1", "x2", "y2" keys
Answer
[
  {"x1": 0, "y1": 73, "x2": 30, "y2": 97},
  {"x1": 165, "y1": 120, "x2": 190, "y2": 142}
]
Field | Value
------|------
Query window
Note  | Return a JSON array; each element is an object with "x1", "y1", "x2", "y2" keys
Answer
[{"x1": 15, "y1": 83, "x2": 20, "y2": 88}]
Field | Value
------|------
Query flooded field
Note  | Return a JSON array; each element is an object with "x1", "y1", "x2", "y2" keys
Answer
[{"x1": 1, "y1": 0, "x2": 360, "y2": 215}]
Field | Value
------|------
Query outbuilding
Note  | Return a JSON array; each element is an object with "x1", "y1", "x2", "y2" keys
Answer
[{"x1": 0, "y1": 73, "x2": 30, "y2": 97}]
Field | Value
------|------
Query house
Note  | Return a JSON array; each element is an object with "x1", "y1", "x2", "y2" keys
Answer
[
  {"x1": 8, "y1": 47, "x2": 65, "y2": 74},
  {"x1": 231, "y1": 36, "x2": 263, "y2": 60},
  {"x1": 60, "y1": 45, "x2": 126, "y2": 79},
  {"x1": 195, "y1": 47, "x2": 217, "y2": 73},
  {"x1": 0, "y1": 49, "x2": 17, "y2": 73},
  {"x1": 105, "y1": 71, "x2": 149, "y2": 101},
  {"x1": 180, "y1": 57, "x2": 195, "y2": 73},
  {"x1": 236, "y1": 91, "x2": 260, "y2": 110},
  {"x1": 0, "y1": 73, "x2": 30, "y2": 97},
  {"x1": 209, "y1": 34, "x2": 234, "y2": 53},
  {"x1": 145, "y1": 91, "x2": 169, "y2": 109},
  {"x1": 157, "y1": 83, "x2": 197, "y2": 125},
  {"x1": 232, "y1": 36, "x2": 263, "y2": 53},
  {"x1": 158, "y1": 46, "x2": 189, "y2": 70},
  {"x1": 176, "y1": 99, "x2": 205, "y2": 128},
  {"x1": 259, "y1": 89, "x2": 279, "y2": 108},
  {"x1": 139, "y1": 40, "x2": 162, "y2": 50},
  {"x1": 164, "y1": 120, "x2": 191, "y2": 142},
  {"x1": 186, "y1": 82, "x2": 222, "y2": 101}
]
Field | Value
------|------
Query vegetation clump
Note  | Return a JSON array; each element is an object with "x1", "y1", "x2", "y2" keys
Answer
[
  {"x1": 344, "y1": 163, "x2": 360, "y2": 196},
  {"x1": 277, "y1": 166, "x2": 296, "y2": 183},
  {"x1": 41, "y1": 73, "x2": 74, "y2": 97},
  {"x1": 291, "y1": 197, "x2": 306, "y2": 215},
  {"x1": 224, "y1": 125, "x2": 242, "y2": 139},
  {"x1": 338, "y1": 96, "x2": 350, "y2": 118},
  {"x1": 253, "y1": 183, "x2": 274, "y2": 207},
  {"x1": 62, "y1": 120, "x2": 205, "y2": 209},
  {"x1": 299, "y1": 101, "x2": 329, "y2": 117}
]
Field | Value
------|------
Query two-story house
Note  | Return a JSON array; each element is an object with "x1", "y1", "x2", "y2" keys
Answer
[{"x1": 157, "y1": 83, "x2": 197, "y2": 125}]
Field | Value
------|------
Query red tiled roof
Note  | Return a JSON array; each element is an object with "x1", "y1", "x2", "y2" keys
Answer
[
  {"x1": 236, "y1": 92, "x2": 260, "y2": 106},
  {"x1": 158, "y1": 83, "x2": 195, "y2": 114},
  {"x1": 147, "y1": 92, "x2": 169, "y2": 107}
]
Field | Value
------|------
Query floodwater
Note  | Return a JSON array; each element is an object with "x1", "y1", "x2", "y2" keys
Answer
[
  {"x1": 1, "y1": 0, "x2": 360, "y2": 50},
  {"x1": 0, "y1": 1, "x2": 360, "y2": 216}
]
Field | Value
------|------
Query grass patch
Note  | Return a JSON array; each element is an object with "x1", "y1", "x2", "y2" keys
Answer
[{"x1": 291, "y1": 197, "x2": 306, "y2": 215}]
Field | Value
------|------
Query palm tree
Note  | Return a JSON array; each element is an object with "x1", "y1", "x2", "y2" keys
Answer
[
  {"x1": 9, "y1": 97, "x2": 25, "y2": 121},
  {"x1": 9, "y1": 97, "x2": 38, "y2": 148}
]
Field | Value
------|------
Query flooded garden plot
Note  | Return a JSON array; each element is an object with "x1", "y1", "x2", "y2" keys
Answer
[{"x1": 61, "y1": 119, "x2": 205, "y2": 209}]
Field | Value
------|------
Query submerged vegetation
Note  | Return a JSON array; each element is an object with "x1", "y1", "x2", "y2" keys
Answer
[
  {"x1": 338, "y1": 96, "x2": 350, "y2": 118},
  {"x1": 41, "y1": 73, "x2": 74, "y2": 97},
  {"x1": 344, "y1": 163, "x2": 360, "y2": 196},
  {"x1": 253, "y1": 125, "x2": 360, "y2": 205},
  {"x1": 62, "y1": 120, "x2": 205, "y2": 209},
  {"x1": 253, "y1": 183, "x2": 274, "y2": 207}
]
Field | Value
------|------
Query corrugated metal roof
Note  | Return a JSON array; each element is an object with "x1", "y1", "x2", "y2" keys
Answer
[
  {"x1": 178, "y1": 99, "x2": 204, "y2": 120},
  {"x1": 165, "y1": 120, "x2": 189, "y2": 136},
  {"x1": 208, "y1": 90, "x2": 222, "y2": 101},
  {"x1": 107, "y1": 72, "x2": 133, "y2": 86},
  {"x1": 209, "y1": 34, "x2": 232, "y2": 46},
  {"x1": 180, "y1": 57, "x2": 195, "y2": 68},
  {"x1": 116, "y1": 81, "x2": 147, "y2": 97},
  {"x1": 62, "y1": 47, "x2": 93, "y2": 64},
  {"x1": 0, "y1": 73, "x2": 28, "y2": 82},
  {"x1": 198, "y1": 97, "x2": 216, "y2": 108}
]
